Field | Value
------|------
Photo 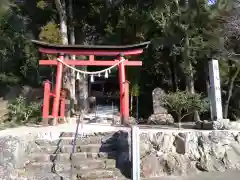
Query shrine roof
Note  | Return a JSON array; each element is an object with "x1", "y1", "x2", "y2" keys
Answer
[{"x1": 32, "y1": 40, "x2": 150, "y2": 56}]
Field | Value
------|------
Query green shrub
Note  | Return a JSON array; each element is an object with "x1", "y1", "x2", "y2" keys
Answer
[
  {"x1": 0, "y1": 73, "x2": 21, "y2": 84},
  {"x1": 163, "y1": 90, "x2": 209, "y2": 127},
  {"x1": 7, "y1": 96, "x2": 42, "y2": 124}
]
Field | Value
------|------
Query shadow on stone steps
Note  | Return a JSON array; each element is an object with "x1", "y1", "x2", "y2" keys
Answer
[
  {"x1": 26, "y1": 131, "x2": 131, "y2": 179},
  {"x1": 99, "y1": 130, "x2": 131, "y2": 179}
]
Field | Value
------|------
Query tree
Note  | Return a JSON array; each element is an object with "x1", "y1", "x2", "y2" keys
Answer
[
  {"x1": 147, "y1": 0, "x2": 229, "y2": 120},
  {"x1": 163, "y1": 90, "x2": 208, "y2": 128},
  {"x1": 37, "y1": 0, "x2": 78, "y2": 115},
  {"x1": 220, "y1": 0, "x2": 240, "y2": 118},
  {"x1": 0, "y1": 1, "x2": 39, "y2": 85},
  {"x1": 2, "y1": 0, "x2": 239, "y2": 123},
  {"x1": 54, "y1": 0, "x2": 68, "y2": 44}
]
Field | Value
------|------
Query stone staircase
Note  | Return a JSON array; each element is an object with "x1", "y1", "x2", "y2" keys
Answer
[{"x1": 20, "y1": 131, "x2": 131, "y2": 180}]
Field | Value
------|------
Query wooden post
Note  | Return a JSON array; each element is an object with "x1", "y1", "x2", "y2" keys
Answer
[
  {"x1": 123, "y1": 81, "x2": 130, "y2": 124},
  {"x1": 58, "y1": 89, "x2": 67, "y2": 124},
  {"x1": 52, "y1": 55, "x2": 64, "y2": 125},
  {"x1": 118, "y1": 55, "x2": 126, "y2": 124},
  {"x1": 60, "y1": 99, "x2": 65, "y2": 118},
  {"x1": 42, "y1": 80, "x2": 51, "y2": 125},
  {"x1": 59, "y1": 99, "x2": 65, "y2": 124},
  {"x1": 60, "y1": 89, "x2": 66, "y2": 119}
]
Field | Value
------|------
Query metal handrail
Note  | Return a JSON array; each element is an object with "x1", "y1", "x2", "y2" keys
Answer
[
  {"x1": 70, "y1": 112, "x2": 82, "y2": 179},
  {"x1": 72, "y1": 113, "x2": 82, "y2": 154}
]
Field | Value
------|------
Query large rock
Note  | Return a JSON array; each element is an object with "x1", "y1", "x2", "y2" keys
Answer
[
  {"x1": 149, "y1": 88, "x2": 174, "y2": 125},
  {"x1": 152, "y1": 88, "x2": 168, "y2": 114},
  {"x1": 229, "y1": 120, "x2": 240, "y2": 130},
  {"x1": 0, "y1": 137, "x2": 19, "y2": 180},
  {"x1": 195, "y1": 119, "x2": 231, "y2": 130},
  {"x1": 147, "y1": 113, "x2": 174, "y2": 125}
]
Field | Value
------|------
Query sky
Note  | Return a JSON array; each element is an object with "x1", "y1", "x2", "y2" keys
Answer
[{"x1": 208, "y1": 0, "x2": 216, "y2": 5}]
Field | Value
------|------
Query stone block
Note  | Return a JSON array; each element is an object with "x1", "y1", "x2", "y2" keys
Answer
[
  {"x1": 70, "y1": 152, "x2": 87, "y2": 161},
  {"x1": 98, "y1": 151, "x2": 117, "y2": 159},
  {"x1": 22, "y1": 172, "x2": 65, "y2": 180},
  {"x1": 77, "y1": 169, "x2": 115, "y2": 179},
  {"x1": 29, "y1": 153, "x2": 51, "y2": 162},
  {"x1": 195, "y1": 119, "x2": 231, "y2": 130},
  {"x1": 73, "y1": 159, "x2": 106, "y2": 170},
  {"x1": 105, "y1": 159, "x2": 116, "y2": 169},
  {"x1": 60, "y1": 145, "x2": 80, "y2": 153},
  {"x1": 25, "y1": 162, "x2": 72, "y2": 173},
  {"x1": 78, "y1": 144, "x2": 102, "y2": 153}
]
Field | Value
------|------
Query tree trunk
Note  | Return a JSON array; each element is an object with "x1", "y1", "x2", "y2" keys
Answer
[
  {"x1": 55, "y1": 0, "x2": 68, "y2": 45},
  {"x1": 130, "y1": 93, "x2": 133, "y2": 115},
  {"x1": 171, "y1": 56, "x2": 178, "y2": 91},
  {"x1": 223, "y1": 63, "x2": 240, "y2": 118},
  {"x1": 177, "y1": 111, "x2": 182, "y2": 129},
  {"x1": 54, "y1": 0, "x2": 71, "y2": 116},
  {"x1": 183, "y1": 33, "x2": 200, "y2": 121},
  {"x1": 67, "y1": 0, "x2": 88, "y2": 112},
  {"x1": 68, "y1": 0, "x2": 76, "y2": 116}
]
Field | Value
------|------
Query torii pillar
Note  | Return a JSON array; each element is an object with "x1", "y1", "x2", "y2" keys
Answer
[
  {"x1": 118, "y1": 54, "x2": 129, "y2": 124},
  {"x1": 52, "y1": 55, "x2": 64, "y2": 124}
]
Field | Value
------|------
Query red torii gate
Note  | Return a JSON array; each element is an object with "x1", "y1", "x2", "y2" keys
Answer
[{"x1": 32, "y1": 40, "x2": 150, "y2": 125}]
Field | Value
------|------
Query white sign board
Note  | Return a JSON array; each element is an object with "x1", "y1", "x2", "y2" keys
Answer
[{"x1": 208, "y1": 59, "x2": 223, "y2": 120}]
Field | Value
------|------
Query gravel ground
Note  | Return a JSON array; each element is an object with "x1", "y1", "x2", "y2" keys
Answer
[{"x1": 1, "y1": 122, "x2": 240, "y2": 138}]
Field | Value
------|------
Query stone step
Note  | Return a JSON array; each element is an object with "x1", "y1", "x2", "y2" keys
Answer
[
  {"x1": 76, "y1": 169, "x2": 116, "y2": 179},
  {"x1": 35, "y1": 135, "x2": 118, "y2": 146},
  {"x1": 25, "y1": 159, "x2": 116, "y2": 173},
  {"x1": 78, "y1": 144, "x2": 116, "y2": 153},
  {"x1": 30, "y1": 151, "x2": 117, "y2": 162},
  {"x1": 25, "y1": 162, "x2": 72, "y2": 173},
  {"x1": 34, "y1": 144, "x2": 116, "y2": 154},
  {"x1": 87, "y1": 179, "x2": 129, "y2": 180},
  {"x1": 33, "y1": 145, "x2": 61, "y2": 154},
  {"x1": 21, "y1": 171, "x2": 126, "y2": 180},
  {"x1": 19, "y1": 172, "x2": 67, "y2": 180},
  {"x1": 59, "y1": 131, "x2": 117, "y2": 139},
  {"x1": 24, "y1": 163, "x2": 118, "y2": 179}
]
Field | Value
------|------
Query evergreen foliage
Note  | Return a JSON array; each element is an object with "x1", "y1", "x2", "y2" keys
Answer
[{"x1": 0, "y1": 0, "x2": 239, "y2": 122}]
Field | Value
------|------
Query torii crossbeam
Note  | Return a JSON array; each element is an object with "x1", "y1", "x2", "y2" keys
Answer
[{"x1": 32, "y1": 40, "x2": 150, "y2": 125}]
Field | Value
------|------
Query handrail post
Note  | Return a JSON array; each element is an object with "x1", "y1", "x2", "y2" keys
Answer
[
  {"x1": 60, "y1": 89, "x2": 66, "y2": 119},
  {"x1": 131, "y1": 126, "x2": 140, "y2": 180}
]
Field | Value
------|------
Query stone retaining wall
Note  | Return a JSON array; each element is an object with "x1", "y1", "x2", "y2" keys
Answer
[
  {"x1": 0, "y1": 126, "x2": 240, "y2": 179},
  {"x1": 0, "y1": 135, "x2": 37, "y2": 180},
  {"x1": 140, "y1": 131, "x2": 240, "y2": 178}
]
